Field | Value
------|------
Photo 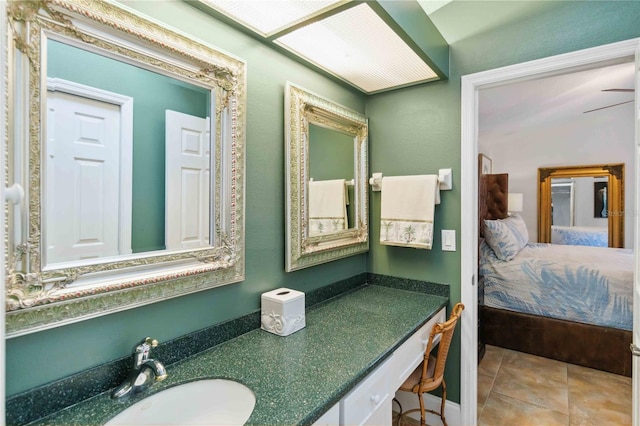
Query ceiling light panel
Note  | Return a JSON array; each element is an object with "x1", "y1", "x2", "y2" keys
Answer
[
  {"x1": 274, "y1": 3, "x2": 438, "y2": 93},
  {"x1": 199, "y1": 0, "x2": 346, "y2": 37}
]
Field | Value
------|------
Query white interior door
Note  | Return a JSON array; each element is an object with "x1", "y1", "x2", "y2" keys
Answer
[
  {"x1": 165, "y1": 110, "x2": 210, "y2": 250},
  {"x1": 632, "y1": 39, "x2": 640, "y2": 426},
  {"x1": 46, "y1": 91, "x2": 124, "y2": 264}
]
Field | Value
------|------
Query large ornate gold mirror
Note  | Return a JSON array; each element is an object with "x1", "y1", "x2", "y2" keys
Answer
[
  {"x1": 4, "y1": 0, "x2": 246, "y2": 336},
  {"x1": 538, "y1": 164, "x2": 624, "y2": 248},
  {"x1": 285, "y1": 82, "x2": 368, "y2": 271}
]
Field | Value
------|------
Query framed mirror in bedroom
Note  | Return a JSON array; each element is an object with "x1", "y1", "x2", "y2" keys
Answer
[{"x1": 537, "y1": 163, "x2": 624, "y2": 248}]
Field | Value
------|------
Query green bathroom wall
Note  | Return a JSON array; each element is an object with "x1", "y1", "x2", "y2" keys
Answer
[
  {"x1": 5, "y1": 1, "x2": 366, "y2": 396},
  {"x1": 366, "y1": 0, "x2": 640, "y2": 404},
  {"x1": 7, "y1": 0, "x2": 640, "y2": 410},
  {"x1": 47, "y1": 39, "x2": 209, "y2": 253}
]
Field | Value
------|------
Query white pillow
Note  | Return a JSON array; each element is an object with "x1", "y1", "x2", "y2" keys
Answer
[{"x1": 483, "y1": 214, "x2": 529, "y2": 261}]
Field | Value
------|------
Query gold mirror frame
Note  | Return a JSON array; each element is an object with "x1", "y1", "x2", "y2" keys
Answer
[
  {"x1": 4, "y1": 0, "x2": 246, "y2": 336},
  {"x1": 284, "y1": 82, "x2": 368, "y2": 271},
  {"x1": 538, "y1": 164, "x2": 624, "y2": 248}
]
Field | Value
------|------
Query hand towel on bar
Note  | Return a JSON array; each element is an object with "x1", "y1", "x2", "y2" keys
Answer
[
  {"x1": 380, "y1": 175, "x2": 440, "y2": 249},
  {"x1": 309, "y1": 179, "x2": 347, "y2": 235}
]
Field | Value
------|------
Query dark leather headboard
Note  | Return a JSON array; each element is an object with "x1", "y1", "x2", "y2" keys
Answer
[{"x1": 479, "y1": 173, "x2": 509, "y2": 238}]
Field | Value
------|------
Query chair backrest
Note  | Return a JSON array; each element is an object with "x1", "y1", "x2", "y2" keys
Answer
[{"x1": 421, "y1": 303, "x2": 465, "y2": 386}]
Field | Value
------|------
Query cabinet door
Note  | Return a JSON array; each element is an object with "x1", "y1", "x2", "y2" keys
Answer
[
  {"x1": 389, "y1": 307, "x2": 446, "y2": 390},
  {"x1": 361, "y1": 394, "x2": 392, "y2": 425},
  {"x1": 313, "y1": 402, "x2": 339, "y2": 426},
  {"x1": 340, "y1": 358, "x2": 392, "y2": 425}
]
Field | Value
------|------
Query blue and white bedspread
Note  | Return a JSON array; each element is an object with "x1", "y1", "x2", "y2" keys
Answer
[
  {"x1": 551, "y1": 225, "x2": 608, "y2": 247},
  {"x1": 480, "y1": 241, "x2": 633, "y2": 330}
]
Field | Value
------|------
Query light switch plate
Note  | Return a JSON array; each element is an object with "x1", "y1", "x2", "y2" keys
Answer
[{"x1": 441, "y1": 230, "x2": 456, "y2": 251}]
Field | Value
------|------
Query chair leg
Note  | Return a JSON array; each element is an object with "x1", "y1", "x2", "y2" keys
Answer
[
  {"x1": 418, "y1": 392, "x2": 426, "y2": 426},
  {"x1": 440, "y1": 380, "x2": 448, "y2": 426}
]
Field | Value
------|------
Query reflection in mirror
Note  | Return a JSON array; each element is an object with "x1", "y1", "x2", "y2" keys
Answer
[
  {"x1": 308, "y1": 123, "x2": 355, "y2": 236},
  {"x1": 538, "y1": 164, "x2": 623, "y2": 248},
  {"x1": 45, "y1": 40, "x2": 213, "y2": 267},
  {"x1": 5, "y1": 0, "x2": 246, "y2": 336},
  {"x1": 285, "y1": 82, "x2": 368, "y2": 272},
  {"x1": 550, "y1": 177, "x2": 608, "y2": 247}
]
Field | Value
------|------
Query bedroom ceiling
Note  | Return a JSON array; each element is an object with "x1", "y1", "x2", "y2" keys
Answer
[{"x1": 479, "y1": 61, "x2": 636, "y2": 140}]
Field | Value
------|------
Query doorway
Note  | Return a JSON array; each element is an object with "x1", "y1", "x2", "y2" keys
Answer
[{"x1": 460, "y1": 38, "x2": 640, "y2": 425}]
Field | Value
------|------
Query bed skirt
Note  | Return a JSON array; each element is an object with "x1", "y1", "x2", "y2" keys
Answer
[{"x1": 480, "y1": 306, "x2": 632, "y2": 377}]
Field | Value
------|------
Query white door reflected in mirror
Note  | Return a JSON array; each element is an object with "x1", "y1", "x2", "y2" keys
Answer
[
  {"x1": 45, "y1": 80, "x2": 134, "y2": 265},
  {"x1": 43, "y1": 39, "x2": 214, "y2": 269}
]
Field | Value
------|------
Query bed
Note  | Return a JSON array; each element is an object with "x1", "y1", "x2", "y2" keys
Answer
[
  {"x1": 478, "y1": 173, "x2": 633, "y2": 376},
  {"x1": 551, "y1": 225, "x2": 608, "y2": 247}
]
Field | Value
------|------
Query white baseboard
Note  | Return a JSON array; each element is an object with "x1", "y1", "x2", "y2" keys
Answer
[{"x1": 394, "y1": 390, "x2": 461, "y2": 426}]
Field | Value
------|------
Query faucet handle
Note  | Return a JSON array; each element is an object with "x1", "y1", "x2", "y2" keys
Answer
[{"x1": 144, "y1": 337, "x2": 159, "y2": 348}]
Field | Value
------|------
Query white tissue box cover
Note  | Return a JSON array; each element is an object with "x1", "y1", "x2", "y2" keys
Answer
[{"x1": 261, "y1": 288, "x2": 305, "y2": 336}]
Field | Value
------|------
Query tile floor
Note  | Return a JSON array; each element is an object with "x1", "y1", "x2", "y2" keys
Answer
[{"x1": 478, "y1": 345, "x2": 633, "y2": 426}]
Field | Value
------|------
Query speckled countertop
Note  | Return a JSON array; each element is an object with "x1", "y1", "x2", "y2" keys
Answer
[{"x1": 34, "y1": 285, "x2": 447, "y2": 425}]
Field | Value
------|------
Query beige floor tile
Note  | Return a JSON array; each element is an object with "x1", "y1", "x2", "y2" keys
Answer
[
  {"x1": 568, "y1": 364, "x2": 632, "y2": 424},
  {"x1": 477, "y1": 346, "x2": 630, "y2": 426},
  {"x1": 492, "y1": 363, "x2": 569, "y2": 414},
  {"x1": 569, "y1": 403, "x2": 631, "y2": 426},
  {"x1": 501, "y1": 350, "x2": 568, "y2": 383},
  {"x1": 478, "y1": 372, "x2": 495, "y2": 407},
  {"x1": 479, "y1": 392, "x2": 569, "y2": 426},
  {"x1": 478, "y1": 345, "x2": 506, "y2": 377}
]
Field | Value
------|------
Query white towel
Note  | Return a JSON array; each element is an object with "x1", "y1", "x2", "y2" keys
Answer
[
  {"x1": 380, "y1": 175, "x2": 440, "y2": 249},
  {"x1": 309, "y1": 179, "x2": 347, "y2": 235}
]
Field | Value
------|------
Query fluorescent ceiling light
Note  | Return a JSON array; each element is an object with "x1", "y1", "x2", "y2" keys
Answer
[
  {"x1": 275, "y1": 3, "x2": 438, "y2": 93},
  {"x1": 199, "y1": 0, "x2": 347, "y2": 37},
  {"x1": 196, "y1": 1, "x2": 446, "y2": 94}
]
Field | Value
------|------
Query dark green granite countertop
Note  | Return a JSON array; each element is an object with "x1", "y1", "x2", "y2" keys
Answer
[{"x1": 35, "y1": 285, "x2": 447, "y2": 425}]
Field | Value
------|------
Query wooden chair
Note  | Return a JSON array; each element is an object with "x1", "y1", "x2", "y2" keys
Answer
[{"x1": 397, "y1": 303, "x2": 465, "y2": 426}]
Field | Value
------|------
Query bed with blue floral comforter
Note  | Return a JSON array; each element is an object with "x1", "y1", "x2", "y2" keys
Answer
[
  {"x1": 551, "y1": 225, "x2": 608, "y2": 247},
  {"x1": 480, "y1": 241, "x2": 633, "y2": 330}
]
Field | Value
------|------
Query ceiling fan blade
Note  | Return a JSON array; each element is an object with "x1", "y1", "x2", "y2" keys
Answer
[
  {"x1": 602, "y1": 88, "x2": 635, "y2": 92},
  {"x1": 583, "y1": 99, "x2": 634, "y2": 114}
]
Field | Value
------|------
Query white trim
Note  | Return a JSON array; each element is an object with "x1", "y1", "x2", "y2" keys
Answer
[
  {"x1": 633, "y1": 39, "x2": 640, "y2": 426},
  {"x1": 460, "y1": 37, "x2": 640, "y2": 426},
  {"x1": 46, "y1": 77, "x2": 133, "y2": 258},
  {"x1": 394, "y1": 390, "x2": 461, "y2": 426},
  {"x1": 1, "y1": 0, "x2": 8, "y2": 420}
]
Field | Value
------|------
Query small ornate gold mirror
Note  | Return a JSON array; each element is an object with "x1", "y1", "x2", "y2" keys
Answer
[{"x1": 538, "y1": 164, "x2": 624, "y2": 248}]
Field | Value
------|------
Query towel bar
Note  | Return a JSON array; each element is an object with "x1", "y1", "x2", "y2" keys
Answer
[
  {"x1": 369, "y1": 169, "x2": 452, "y2": 192},
  {"x1": 310, "y1": 178, "x2": 354, "y2": 186}
]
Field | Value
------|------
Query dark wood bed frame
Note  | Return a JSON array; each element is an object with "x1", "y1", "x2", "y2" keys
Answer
[{"x1": 478, "y1": 173, "x2": 632, "y2": 377}]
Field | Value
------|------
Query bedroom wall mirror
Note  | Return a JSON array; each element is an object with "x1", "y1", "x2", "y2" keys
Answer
[
  {"x1": 4, "y1": 0, "x2": 246, "y2": 336},
  {"x1": 285, "y1": 82, "x2": 368, "y2": 272},
  {"x1": 538, "y1": 164, "x2": 624, "y2": 248}
]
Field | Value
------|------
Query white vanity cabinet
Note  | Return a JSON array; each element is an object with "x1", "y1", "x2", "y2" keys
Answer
[
  {"x1": 340, "y1": 357, "x2": 392, "y2": 425},
  {"x1": 313, "y1": 402, "x2": 340, "y2": 425},
  {"x1": 388, "y1": 307, "x2": 446, "y2": 391},
  {"x1": 321, "y1": 306, "x2": 446, "y2": 426}
]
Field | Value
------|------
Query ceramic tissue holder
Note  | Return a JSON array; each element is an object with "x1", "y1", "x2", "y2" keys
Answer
[{"x1": 261, "y1": 288, "x2": 305, "y2": 336}]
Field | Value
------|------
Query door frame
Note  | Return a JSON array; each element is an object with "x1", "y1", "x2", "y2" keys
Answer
[
  {"x1": 460, "y1": 37, "x2": 640, "y2": 425},
  {"x1": 1, "y1": 1, "x2": 7, "y2": 420}
]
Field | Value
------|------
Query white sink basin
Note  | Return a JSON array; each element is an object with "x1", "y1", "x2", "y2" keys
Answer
[{"x1": 105, "y1": 379, "x2": 256, "y2": 426}]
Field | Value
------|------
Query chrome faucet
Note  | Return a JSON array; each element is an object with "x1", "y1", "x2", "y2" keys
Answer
[{"x1": 111, "y1": 337, "x2": 168, "y2": 399}]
